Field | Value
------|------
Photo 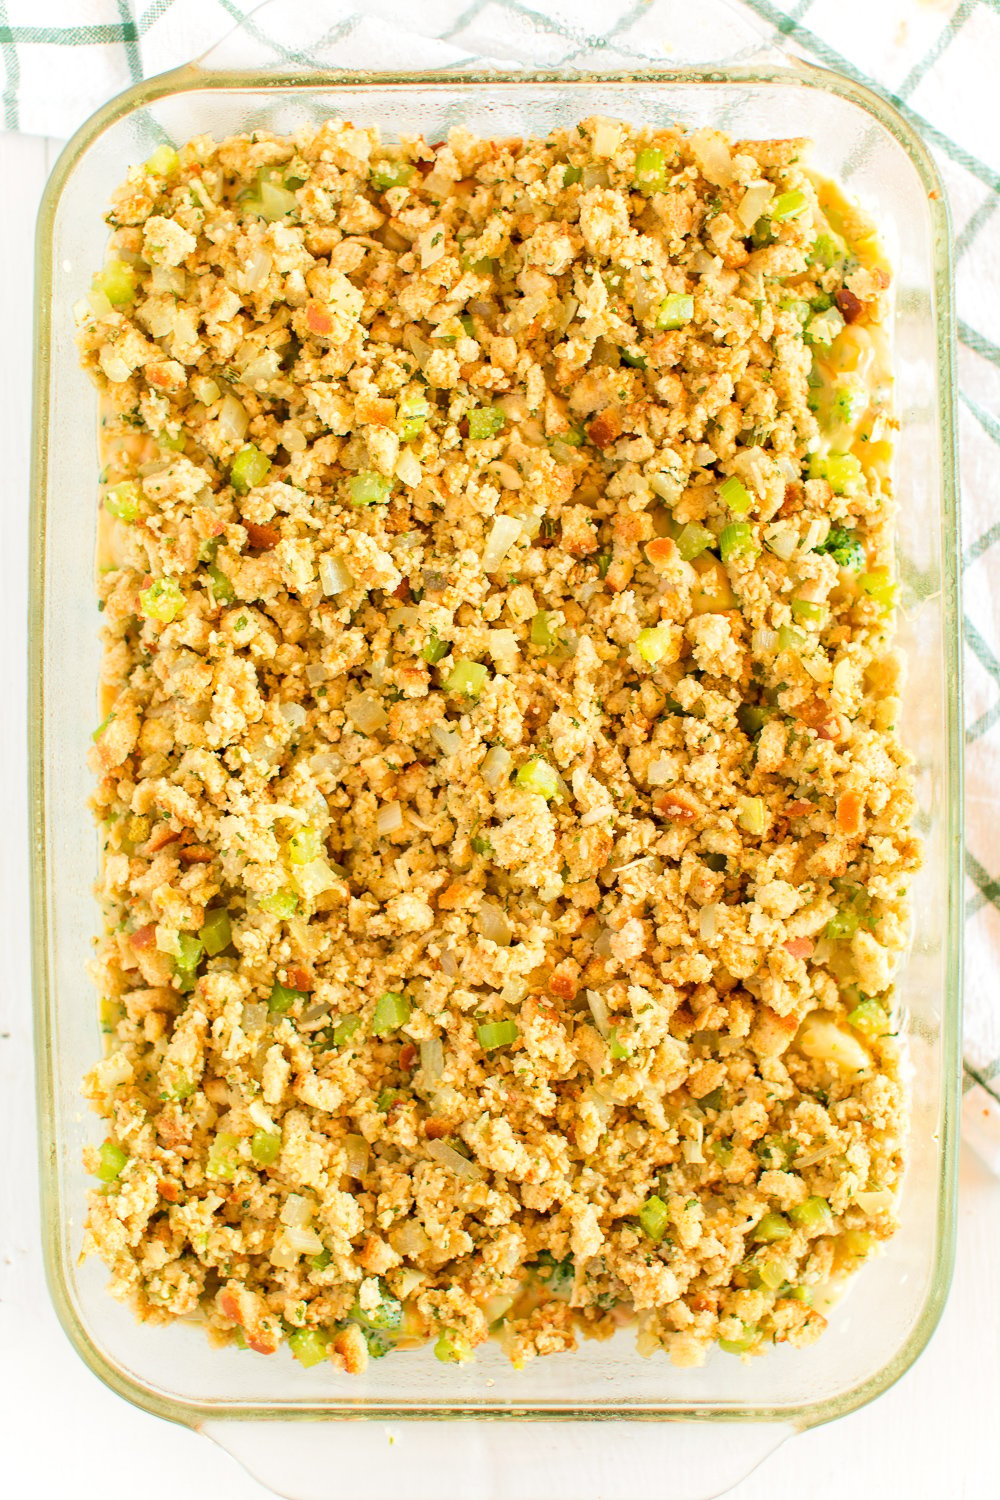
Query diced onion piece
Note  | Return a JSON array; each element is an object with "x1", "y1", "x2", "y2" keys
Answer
[
  {"x1": 395, "y1": 447, "x2": 422, "y2": 487},
  {"x1": 426, "y1": 1139, "x2": 484, "y2": 1181},
  {"x1": 698, "y1": 903, "x2": 721, "y2": 941},
  {"x1": 690, "y1": 128, "x2": 733, "y2": 186},
  {"x1": 581, "y1": 164, "x2": 610, "y2": 190},
  {"x1": 430, "y1": 721, "x2": 462, "y2": 756},
  {"x1": 305, "y1": 663, "x2": 329, "y2": 686},
  {"x1": 279, "y1": 702, "x2": 307, "y2": 730},
  {"x1": 580, "y1": 805, "x2": 613, "y2": 827},
  {"x1": 500, "y1": 976, "x2": 527, "y2": 1005},
  {"x1": 282, "y1": 1225, "x2": 325, "y2": 1257},
  {"x1": 293, "y1": 858, "x2": 338, "y2": 900},
  {"x1": 392, "y1": 1219, "x2": 430, "y2": 1258},
  {"x1": 438, "y1": 949, "x2": 459, "y2": 978},
  {"x1": 485, "y1": 461, "x2": 522, "y2": 491},
  {"x1": 478, "y1": 900, "x2": 512, "y2": 946},
  {"x1": 797, "y1": 1012, "x2": 872, "y2": 1072},
  {"x1": 219, "y1": 393, "x2": 249, "y2": 444},
  {"x1": 420, "y1": 1037, "x2": 445, "y2": 1082},
  {"x1": 482, "y1": 514, "x2": 522, "y2": 573},
  {"x1": 854, "y1": 1189, "x2": 893, "y2": 1215},
  {"x1": 319, "y1": 553, "x2": 354, "y2": 595},
  {"x1": 736, "y1": 180, "x2": 775, "y2": 231},
  {"x1": 243, "y1": 247, "x2": 274, "y2": 292},
  {"x1": 752, "y1": 628, "x2": 779, "y2": 655},
  {"x1": 242, "y1": 1002, "x2": 268, "y2": 1032},
  {"x1": 376, "y1": 800, "x2": 404, "y2": 836},
  {"x1": 481, "y1": 745, "x2": 513, "y2": 789},
  {"x1": 418, "y1": 224, "x2": 447, "y2": 268},
  {"x1": 586, "y1": 989, "x2": 610, "y2": 1037},
  {"x1": 281, "y1": 1193, "x2": 314, "y2": 1227},
  {"x1": 346, "y1": 692, "x2": 388, "y2": 734},
  {"x1": 310, "y1": 750, "x2": 343, "y2": 775},
  {"x1": 344, "y1": 1133, "x2": 370, "y2": 1179}
]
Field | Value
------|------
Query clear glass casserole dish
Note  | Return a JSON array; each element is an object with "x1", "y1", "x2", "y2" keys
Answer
[{"x1": 30, "y1": 12, "x2": 962, "y2": 1498}]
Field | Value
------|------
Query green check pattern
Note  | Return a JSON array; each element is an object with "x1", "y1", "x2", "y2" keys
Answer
[{"x1": 6, "y1": 0, "x2": 997, "y2": 1145}]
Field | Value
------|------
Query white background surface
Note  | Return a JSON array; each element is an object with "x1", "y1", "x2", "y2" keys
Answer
[{"x1": 2, "y1": 127, "x2": 998, "y2": 1500}]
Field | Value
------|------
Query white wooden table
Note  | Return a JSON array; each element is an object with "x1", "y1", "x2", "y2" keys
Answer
[{"x1": 2, "y1": 127, "x2": 998, "y2": 1500}]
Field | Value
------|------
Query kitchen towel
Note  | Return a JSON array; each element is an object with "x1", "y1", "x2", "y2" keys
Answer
[{"x1": 3, "y1": 0, "x2": 998, "y2": 1162}]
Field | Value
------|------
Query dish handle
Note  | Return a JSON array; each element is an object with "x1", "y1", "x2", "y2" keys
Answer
[
  {"x1": 193, "y1": 0, "x2": 793, "y2": 75},
  {"x1": 204, "y1": 1417, "x2": 795, "y2": 1500}
]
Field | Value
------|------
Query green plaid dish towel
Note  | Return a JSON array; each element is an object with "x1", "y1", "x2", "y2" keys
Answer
[{"x1": 6, "y1": 0, "x2": 998, "y2": 1165}]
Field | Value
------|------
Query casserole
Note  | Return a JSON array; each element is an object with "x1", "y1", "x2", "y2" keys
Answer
[{"x1": 30, "y1": 32, "x2": 962, "y2": 1500}]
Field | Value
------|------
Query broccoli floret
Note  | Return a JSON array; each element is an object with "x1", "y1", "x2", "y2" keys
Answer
[{"x1": 817, "y1": 526, "x2": 865, "y2": 571}]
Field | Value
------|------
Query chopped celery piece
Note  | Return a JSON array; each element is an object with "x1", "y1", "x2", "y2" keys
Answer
[
  {"x1": 719, "y1": 476, "x2": 752, "y2": 516},
  {"x1": 268, "y1": 982, "x2": 306, "y2": 1015},
  {"x1": 789, "y1": 1196, "x2": 833, "y2": 1232},
  {"x1": 635, "y1": 623, "x2": 676, "y2": 666},
  {"x1": 859, "y1": 568, "x2": 897, "y2": 612},
  {"x1": 104, "y1": 481, "x2": 139, "y2": 522},
  {"x1": 371, "y1": 990, "x2": 411, "y2": 1036},
  {"x1": 376, "y1": 1087, "x2": 401, "y2": 1113},
  {"x1": 230, "y1": 444, "x2": 271, "y2": 493},
  {"x1": 848, "y1": 997, "x2": 892, "y2": 1038},
  {"x1": 251, "y1": 1129, "x2": 282, "y2": 1165},
  {"x1": 786, "y1": 1285, "x2": 813, "y2": 1304},
  {"x1": 240, "y1": 168, "x2": 298, "y2": 222},
  {"x1": 310, "y1": 1248, "x2": 332, "y2": 1270},
  {"x1": 561, "y1": 424, "x2": 586, "y2": 446},
  {"x1": 805, "y1": 306, "x2": 846, "y2": 346},
  {"x1": 92, "y1": 712, "x2": 114, "y2": 743},
  {"x1": 634, "y1": 146, "x2": 668, "y2": 194},
  {"x1": 810, "y1": 451, "x2": 862, "y2": 495},
  {"x1": 287, "y1": 825, "x2": 322, "y2": 865},
  {"x1": 656, "y1": 292, "x2": 694, "y2": 330},
  {"x1": 698, "y1": 1087, "x2": 724, "y2": 1111},
  {"x1": 260, "y1": 889, "x2": 298, "y2": 919},
  {"x1": 468, "y1": 405, "x2": 506, "y2": 440},
  {"x1": 790, "y1": 597, "x2": 825, "y2": 623},
  {"x1": 462, "y1": 254, "x2": 497, "y2": 275},
  {"x1": 199, "y1": 907, "x2": 231, "y2": 956},
  {"x1": 817, "y1": 525, "x2": 865, "y2": 570},
  {"x1": 145, "y1": 144, "x2": 180, "y2": 177},
  {"x1": 638, "y1": 1193, "x2": 669, "y2": 1243},
  {"x1": 434, "y1": 1329, "x2": 472, "y2": 1364},
  {"x1": 530, "y1": 610, "x2": 560, "y2": 652},
  {"x1": 459, "y1": 313, "x2": 476, "y2": 336},
  {"x1": 333, "y1": 1014, "x2": 362, "y2": 1046},
  {"x1": 842, "y1": 1229, "x2": 875, "y2": 1257},
  {"x1": 619, "y1": 347, "x2": 647, "y2": 369},
  {"x1": 711, "y1": 1138, "x2": 734, "y2": 1167},
  {"x1": 288, "y1": 1328, "x2": 330, "y2": 1368},
  {"x1": 824, "y1": 907, "x2": 860, "y2": 941},
  {"x1": 752, "y1": 1258, "x2": 790, "y2": 1292},
  {"x1": 397, "y1": 392, "x2": 430, "y2": 442},
  {"x1": 443, "y1": 659, "x2": 488, "y2": 697},
  {"x1": 422, "y1": 631, "x2": 450, "y2": 665},
  {"x1": 470, "y1": 835, "x2": 494, "y2": 856},
  {"x1": 174, "y1": 933, "x2": 203, "y2": 980},
  {"x1": 719, "y1": 1323, "x2": 760, "y2": 1355},
  {"x1": 770, "y1": 190, "x2": 808, "y2": 222},
  {"x1": 810, "y1": 231, "x2": 846, "y2": 269},
  {"x1": 563, "y1": 164, "x2": 583, "y2": 186},
  {"x1": 206, "y1": 1131, "x2": 241, "y2": 1181},
  {"x1": 596, "y1": 551, "x2": 613, "y2": 578},
  {"x1": 370, "y1": 159, "x2": 415, "y2": 191},
  {"x1": 777, "y1": 624, "x2": 807, "y2": 653},
  {"x1": 96, "y1": 1140, "x2": 129, "y2": 1182},
  {"x1": 675, "y1": 522, "x2": 714, "y2": 561},
  {"x1": 515, "y1": 756, "x2": 561, "y2": 800},
  {"x1": 753, "y1": 1212, "x2": 791, "y2": 1243},
  {"x1": 607, "y1": 1026, "x2": 631, "y2": 1061},
  {"x1": 477, "y1": 1019, "x2": 519, "y2": 1052},
  {"x1": 719, "y1": 522, "x2": 758, "y2": 564},
  {"x1": 159, "y1": 429, "x2": 186, "y2": 452},
  {"x1": 737, "y1": 704, "x2": 769, "y2": 737},
  {"x1": 139, "y1": 577, "x2": 184, "y2": 623},
  {"x1": 206, "y1": 564, "x2": 235, "y2": 605},
  {"x1": 348, "y1": 471, "x2": 392, "y2": 506},
  {"x1": 736, "y1": 796, "x2": 766, "y2": 836},
  {"x1": 95, "y1": 258, "x2": 138, "y2": 307}
]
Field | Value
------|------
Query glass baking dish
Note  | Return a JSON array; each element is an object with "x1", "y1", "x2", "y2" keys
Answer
[{"x1": 29, "y1": 11, "x2": 962, "y2": 1497}]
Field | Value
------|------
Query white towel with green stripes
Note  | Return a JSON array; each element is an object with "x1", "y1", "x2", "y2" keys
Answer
[{"x1": 3, "y1": 0, "x2": 998, "y2": 1162}]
